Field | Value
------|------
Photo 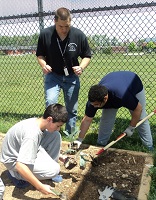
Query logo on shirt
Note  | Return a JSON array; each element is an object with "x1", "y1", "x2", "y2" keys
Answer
[{"x1": 68, "y1": 43, "x2": 77, "y2": 51}]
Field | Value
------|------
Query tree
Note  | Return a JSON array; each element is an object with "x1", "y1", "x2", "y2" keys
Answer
[
  {"x1": 111, "y1": 37, "x2": 119, "y2": 46},
  {"x1": 128, "y1": 42, "x2": 137, "y2": 52}
]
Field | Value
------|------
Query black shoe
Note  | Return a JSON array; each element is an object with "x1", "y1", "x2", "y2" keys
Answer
[
  {"x1": 97, "y1": 141, "x2": 107, "y2": 147},
  {"x1": 7, "y1": 171, "x2": 30, "y2": 189}
]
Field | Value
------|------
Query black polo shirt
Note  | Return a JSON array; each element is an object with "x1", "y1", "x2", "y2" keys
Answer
[{"x1": 36, "y1": 25, "x2": 91, "y2": 75}]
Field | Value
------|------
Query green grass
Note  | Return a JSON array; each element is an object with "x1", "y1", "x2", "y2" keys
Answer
[{"x1": 0, "y1": 52, "x2": 156, "y2": 199}]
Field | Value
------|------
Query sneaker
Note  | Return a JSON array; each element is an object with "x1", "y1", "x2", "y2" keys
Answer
[
  {"x1": 52, "y1": 175, "x2": 63, "y2": 183},
  {"x1": 97, "y1": 141, "x2": 107, "y2": 147},
  {"x1": 7, "y1": 171, "x2": 30, "y2": 189},
  {"x1": 148, "y1": 146, "x2": 154, "y2": 152}
]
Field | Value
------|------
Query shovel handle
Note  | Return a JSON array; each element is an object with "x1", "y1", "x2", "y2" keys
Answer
[
  {"x1": 104, "y1": 133, "x2": 126, "y2": 150},
  {"x1": 136, "y1": 109, "x2": 156, "y2": 127},
  {"x1": 96, "y1": 133, "x2": 126, "y2": 155}
]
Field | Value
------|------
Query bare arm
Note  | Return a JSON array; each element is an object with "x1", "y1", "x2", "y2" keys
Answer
[
  {"x1": 79, "y1": 57, "x2": 91, "y2": 71},
  {"x1": 130, "y1": 102, "x2": 142, "y2": 127},
  {"x1": 16, "y1": 162, "x2": 53, "y2": 195},
  {"x1": 72, "y1": 57, "x2": 91, "y2": 76},
  {"x1": 37, "y1": 56, "x2": 52, "y2": 74},
  {"x1": 78, "y1": 115, "x2": 93, "y2": 139}
]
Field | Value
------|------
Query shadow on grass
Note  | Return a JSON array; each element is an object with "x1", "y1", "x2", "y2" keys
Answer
[
  {"x1": 1, "y1": 112, "x2": 155, "y2": 152},
  {"x1": 0, "y1": 112, "x2": 42, "y2": 133},
  {"x1": 1, "y1": 112, "x2": 41, "y2": 120}
]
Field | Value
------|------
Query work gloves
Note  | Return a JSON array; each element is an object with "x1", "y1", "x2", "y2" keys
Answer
[
  {"x1": 124, "y1": 125, "x2": 135, "y2": 137},
  {"x1": 98, "y1": 186, "x2": 115, "y2": 200},
  {"x1": 98, "y1": 186, "x2": 137, "y2": 200}
]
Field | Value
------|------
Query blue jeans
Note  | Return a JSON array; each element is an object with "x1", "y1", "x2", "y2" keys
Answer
[
  {"x1": 97, "y1": 88, "x2": 153, "y2": 149},
  {"x1": 44, "y1": 72, "x2": 80, "y2": 133}
]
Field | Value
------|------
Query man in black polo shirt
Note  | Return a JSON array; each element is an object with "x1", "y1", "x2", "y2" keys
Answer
[
  {"x1": 74, "y1": 71, "x2": 153, "y2": 151},
  {"x1": 36, "y1": 7, "x2": 91, "y2": 135}
]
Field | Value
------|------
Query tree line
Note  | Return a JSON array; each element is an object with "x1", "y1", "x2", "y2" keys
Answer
[{"x1": 0, "y1": 34, "x2": 155, "y2": 53}]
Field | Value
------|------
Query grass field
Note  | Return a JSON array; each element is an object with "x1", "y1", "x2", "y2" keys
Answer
[
  {"x1": 0, "y1": 53, "x2": 155, "y2": 138},
  {"x1": 0, "y1": 52, "x2": 156, "y2": 199}
]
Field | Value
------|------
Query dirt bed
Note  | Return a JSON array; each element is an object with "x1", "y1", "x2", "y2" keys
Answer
[{"x1": 0, "y1": 134, "x2": 152, "y2": 200}]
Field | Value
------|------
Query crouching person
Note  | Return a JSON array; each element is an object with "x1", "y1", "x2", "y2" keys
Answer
[{"x1": 0, "y1": 104, "x2": 68, "y2": 195}]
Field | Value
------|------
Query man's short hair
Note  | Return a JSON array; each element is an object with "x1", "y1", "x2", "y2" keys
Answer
[
  {"x1": 88, "y1": 85, "x2": 108, "y2": 102},
  {"x1": 54, "y1": 7, "x2": 71, "y2": 21},
  {"x1": 43, "y1": 103, "x2": 68, "y2": 123}
]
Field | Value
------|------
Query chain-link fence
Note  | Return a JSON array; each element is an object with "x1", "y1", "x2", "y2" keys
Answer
[{"x1": 0, "y1": 1, "x2": 156, "y2": 133}]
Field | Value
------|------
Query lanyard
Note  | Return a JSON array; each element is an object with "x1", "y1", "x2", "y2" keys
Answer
[
  {"x1": 57, "y1": 38, "x2": 68, "y2": 58},
  {"x1": 57, "y1": 38, "x2": 69, "y2": 76}
]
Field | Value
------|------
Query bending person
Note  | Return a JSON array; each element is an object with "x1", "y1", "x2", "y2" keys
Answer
[{"x1": 75, "y1": 71, "x2": 153, "y2": 151}]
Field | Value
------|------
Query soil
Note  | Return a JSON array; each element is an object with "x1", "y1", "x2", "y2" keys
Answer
[{"x1": 0, "y1": 134, "x2": 152, "y2": 200}]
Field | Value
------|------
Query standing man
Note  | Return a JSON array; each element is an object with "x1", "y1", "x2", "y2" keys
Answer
[
  {"x1": 1, "y1": 104, "x2": 68, "y2": 195},
  {"x1": 74, "y1": 71, "x2": 153, "y2": 151},
  {"x1": 36, "y1": 7, "x2": 91, "y2": 135}
]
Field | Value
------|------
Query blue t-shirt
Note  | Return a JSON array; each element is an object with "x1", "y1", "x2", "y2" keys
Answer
[{"x1": 85, "y1": 71, "x2": 143, "y2": 118}]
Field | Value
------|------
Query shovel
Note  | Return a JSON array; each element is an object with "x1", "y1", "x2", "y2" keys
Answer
[
  {"x1": 91, "y1": 109, "x2": 156, "y2": 165},
  {"x1": 51, "y1": 188, "x2": 67, "y2": 200}
]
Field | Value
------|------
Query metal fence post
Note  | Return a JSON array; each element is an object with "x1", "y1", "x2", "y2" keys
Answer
[{"x1": 37, "y1": 0, "x2": 44, "y2": 31}]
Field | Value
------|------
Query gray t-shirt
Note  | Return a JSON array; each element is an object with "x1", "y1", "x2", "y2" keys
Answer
[{"x1": 1, "y1": 118, "x2": 44, "y2": 170}]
